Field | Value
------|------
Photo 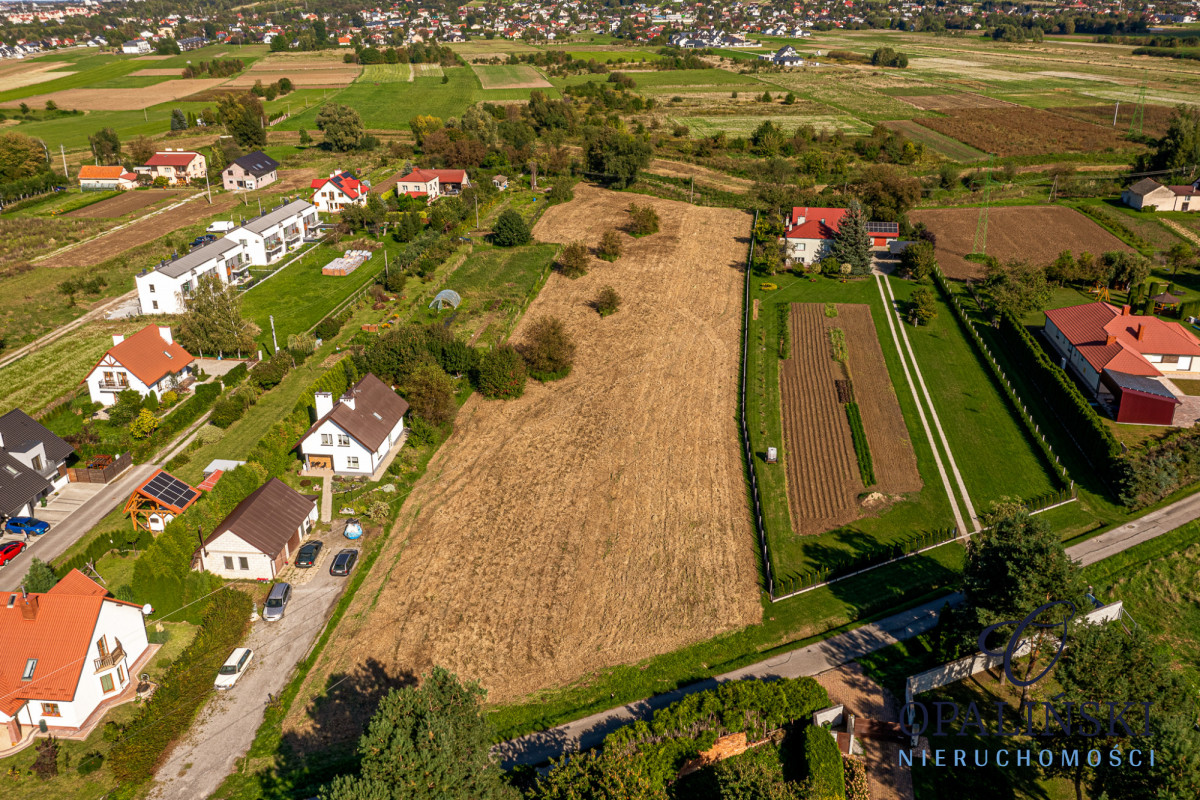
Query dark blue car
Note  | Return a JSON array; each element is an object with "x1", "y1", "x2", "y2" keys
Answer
[{"x1": 5, "y1": 517, "x2": 49, "y2": 536}]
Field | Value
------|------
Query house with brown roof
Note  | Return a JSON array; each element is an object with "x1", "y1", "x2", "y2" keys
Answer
[
  {"x1": 84, "y1": 326, "x2": 195, "y2": 407},
  {"x1": 0, "y1": 571, "x2": 151, "y2": 746},
  {"x1": 297, "y1": 373, "x2": 409, "y2": 476},
  {"x1": 1122, "y1": 177, "x2": 1200, "y2": 212},
  {"x1": 1044, "y1": 301, "x2": 1200, "y2": 424},
  {"x1": 134, "y1": 149, "x2": 207, "y2": 186},
  {"x1": 194, "y1": 478, "x2": 317, "y2": 580},
  {"x1": 77, "y1": 165, "x2": 138, "y2": 192}
]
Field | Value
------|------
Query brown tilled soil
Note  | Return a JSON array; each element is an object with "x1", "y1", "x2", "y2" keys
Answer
[
  {"x1": 781, "y1": 304, "x2": 861, "y2": 536},
  {"x1": 0, "y1": 79, "x2": 226, "y2": 110},
  {"x1": 65, "y1": 190, "x2": 180, "y2": 219},
  {"x1": 908, "y1": 206, "x2": 1134, "y2": 280},
  {"x1": 835, "y1": 304, "x2": 921, "y2": 496},
  {"x1": 129, "y1": 68, "x2": 183, "y2": 77},
  {"x1": 226, "y1": 69, "x2": 359, "y2": 87},
  {"x1": 914, "y1": 107, "x2": 1138, "y2": 158},
  {"x1": 894, "y1": 93, "x2": 1013, "y2": 111},
  {"x1": 282, "y1": 184, "x2": 760, "y2": 750}
]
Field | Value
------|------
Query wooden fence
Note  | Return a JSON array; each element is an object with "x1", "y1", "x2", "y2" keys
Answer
[{"x1": 61, "y1": 451, "x2": 132, "y2": 484}]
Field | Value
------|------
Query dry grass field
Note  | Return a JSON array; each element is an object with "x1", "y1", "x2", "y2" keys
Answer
[
  {"x1": 895, "y1": 93, "x2": 1013, "y2": 111},
  {"x1": 283, "y1": 185, "x2": 760, "y2": 749},
  {"x1": 129, "y1": 68, "x2": 183, "y2": 77},
  {"x1": 0, "y1": 62, "x2": 76, "y2": 92},
  {"x1": 0, "y1": 79, "x2": 225, "y2": 110},
  {"x1": 472, "y1": 64, "x2": 553, "y2": 89},
  {"x1": 909, "y1": 206, "x2": 1135, "y2": 280},
  {"x1": 915, "y1": 108, "x2": 1136, "y2": 157}
]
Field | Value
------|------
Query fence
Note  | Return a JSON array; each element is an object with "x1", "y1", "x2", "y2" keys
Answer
[
  {"x1": 61, "y1": 451, "x2": 132, "y2": 484},
  {"x1": 930, "y1": 267, "x2": 1073, "y2": 491}
]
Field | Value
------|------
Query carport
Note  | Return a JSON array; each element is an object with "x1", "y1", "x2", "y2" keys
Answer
[{"x1": 1101, "y1": 369, "x2": 1182, "y2": 425}]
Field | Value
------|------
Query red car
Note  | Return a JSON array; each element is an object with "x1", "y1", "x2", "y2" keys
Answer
[{"x1": 0, "y1": 541, "x2": 25, "y2": 566}]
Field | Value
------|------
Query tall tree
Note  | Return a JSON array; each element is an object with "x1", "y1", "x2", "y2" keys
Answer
[
  {"x1": 981, "y1": 259, "x2": 1052, "y2": 317},
  {"x1": 216, "y1": 93, "x2": 266, "y2": 149},
  {"x1": 127, "y1": 135, "x2": 155, "y2": 167},
  {"x1": 316, "y1": 103, "x2": 365, "y2": 152},
  {"x1": 1147, "y1": 104, "x2": 1200, "y2": 171},
  {"x1": 170, "y1": 108, "x2": 188, "y2": 131},
  {"x1": 830, "y1": 199, "x2": 872, "y2": 276},
  {"x1": 0, "y1": 132, "x2": 47, "y2": 182},
  {"x1": 88, "y1": 127, "x2": 122, "y2": 165},
  {"x1": 174, "y1": 274, "x2": 258, "y2": 358},
  {"x1": 318, "y1": 667, "x2": 515, "y2": 800},
  {"x1": 583, "y1": 126, "x2": 650, "y2": 190}
]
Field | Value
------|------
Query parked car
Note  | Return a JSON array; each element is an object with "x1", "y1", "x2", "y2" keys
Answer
[
  {"x1": 214, "y1": 647, "x2": 253, "y2": 690},
  {"x1": 330, "y1": 549, "x2": 358, "y2": 576},
  {"x1": 4, "y1": 517, "x2": 49, "y2": 536},
  {"x1": 190, "y1": 234, "x2": 217, "y2": 248},
  {"x1": 295, "y1": 541, "x2": 323, "y2": 568},
  {"x1": 0, "y1": 541, "x2": 25, "y2": 566},
  {"x1": 262, "y1": 582, "x2": 291, "y2": 622}
]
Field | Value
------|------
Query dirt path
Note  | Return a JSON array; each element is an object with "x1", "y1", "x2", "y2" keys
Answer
[
  {"x1": 283, "y1": 184, "x2": 760, "y2": 752},
  {"x1": 0, "y1": 291, "x2": 135, "y2": 371},
  {"x1": 1163, "y1": 218, "x2": 1200, "y2": 248}
]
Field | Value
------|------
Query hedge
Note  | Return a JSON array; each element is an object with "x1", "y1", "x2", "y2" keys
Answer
[
  {"x1": 222, "y1": 362, "x2": 249, "y2": 387},
  {"x1": 803, "y1": 724, "x2": 846, "y2": 799},
  {"x1": 777, "y1": 302, "x2": 791, "y2": 359},
  {"x1": 292, "y1": 356, "x2": 360, "y2": 426},
  {"x1": 844, "y1": 402, "x2": 875, "y2": 486},
  {"x1": 132, "y1": 382, "x2": 222, "y2": 461},
  {"x1": 107, "y1": 587, "x2": 252, "y2": 782}
]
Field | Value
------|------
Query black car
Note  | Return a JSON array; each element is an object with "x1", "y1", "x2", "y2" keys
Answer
[
  {"x1": 295, "y1": 541, "x2": 323, "y2": 568},
  {"x1": 330, "y1": 549, "x2": 358, "y2": 577},
  {"x1": 191, "y1": 234, "x2": 217, "y2": 248}
]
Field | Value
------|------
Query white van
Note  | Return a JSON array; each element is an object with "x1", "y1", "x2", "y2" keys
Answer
[{"x1": 206, "y1": 220, "x2": 238, "y2": 234}]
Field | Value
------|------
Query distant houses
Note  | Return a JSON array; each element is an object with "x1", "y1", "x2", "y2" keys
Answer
[
  {"x1": 121, "y1": 39, "x2": 151, "y2": 54},
  {"x1": 1122, "y1": 178, "x2": 1199, "y2": 213},
  {"x1": 84, "y1": 326, "x2": 194, "y2": 407}
]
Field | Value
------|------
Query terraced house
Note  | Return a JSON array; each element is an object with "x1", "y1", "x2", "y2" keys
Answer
[
  {"x1": 135, "y1": 238, "x2": 250, "y2": 315},
  {"x1": 228, "y1": 199, "x2": 318, "y2": 265}
]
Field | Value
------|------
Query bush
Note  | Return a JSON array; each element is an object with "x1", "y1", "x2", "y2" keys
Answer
[
  {"x1": 20, "y1": 558, "x2": 57, "y2": 592},
  {"x1": 557, "y1": 241, "x2": 589, "y2": 278},
  {"x1": 474, "y1": 345, "x2": 527, "y2": 399},
  {"x1": 595, "y1": 286, "x2": 621, "y2": 317},
  {"x1": 804, "y1": 725, "x2": 846, "y2": 799},
  {"x1": 597, "y1": 229, "x2": 622, "y2": 261},
  {"x1": 547, "y1": 180, "x2": 575, "y2": 204},
  {"x1": 403, "y1": 364, "x2": 458, "y2": 426},
  {"x1": 208, "y1": 396, "x2": 246, "y2": 428},
  {"x1": 492, "y1": 208, "x2": 531, "y2": 247},
  {"x1": 129, "y1": 409, "x2": 160, "y2": 440},
  {"x1": 161, "y1": 390, "x2": 179, "y2": 407},
  {"x1": 315, "y1": 313, "x2": 348, "y2": 341},
  {"x1": 626, "y1": 203, "x2": 660, "y2": 236},
  {"x1": 519, "y1": 316, "x2": 575, "y2": 381},
  {"x1": 222, "y1": 363, "x2": 249, "y2": 387},
  {"x1": 32, "y1": 736, "x2": 59, "y2": 780},
  {"x1": 77, "y1": 751, "x2": 103, "y2": 776}
]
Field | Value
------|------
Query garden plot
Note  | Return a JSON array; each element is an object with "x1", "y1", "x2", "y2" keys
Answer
[
  {"x1": 412, "y1": 63, "x2": 445, "y2": 77},
  {"x1": 472, "y1": 64, "x2": 551, "y2": 89},
  {"x1": 894, "y1": 93, "x2": 1014, "y2": 111},
  {"x1": 284, "y1": 186, "x2": 760, "y2": 751},
  {"x1": 677, "y1": 114, "x2": 871, "y2": 137},
  {"x1": 0, "y1": 79, "x2": 225, "y2": 110},
  {"x1": 908, "y1": 206, "x2": 1134, "y2": 280},
  {"x1": 66, "y1": 190, "x2": 180, "y2": 219}
]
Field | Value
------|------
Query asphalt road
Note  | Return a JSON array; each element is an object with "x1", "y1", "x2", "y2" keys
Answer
[
  {"x1": 496, "y1": 491, "x2": 1200, "y2": 766},
  {"x1": 148, "y1": 556, "x2": 351, "y2": 800}
]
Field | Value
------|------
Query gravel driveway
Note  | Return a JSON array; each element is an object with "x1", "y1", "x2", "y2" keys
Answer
[{"x1": 148, "y1": 551, "x2": 353, "y2": 800}]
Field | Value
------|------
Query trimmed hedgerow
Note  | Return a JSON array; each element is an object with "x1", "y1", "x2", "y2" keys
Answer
[{"x1": 803, "y1": 724, "x2": 846, "y2": 799}]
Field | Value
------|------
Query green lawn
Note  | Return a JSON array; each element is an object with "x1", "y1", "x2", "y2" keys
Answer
[
  {"x1": 470, "y1": 64, "x2": 546, "y2": 86},
  {"x1": 0, "y1": 53, "x2": 144, "y2": 103},
  {"x1": 359, "y1": 63, "x2": 411, "y2": 83}
]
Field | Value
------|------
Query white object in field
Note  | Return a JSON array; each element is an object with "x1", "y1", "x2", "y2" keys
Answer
[{"x1": 766, "y1": 447, "x2": 778, "y2": 463}]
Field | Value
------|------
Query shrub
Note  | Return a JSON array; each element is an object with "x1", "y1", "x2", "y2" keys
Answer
[
  {"x1": 222, "y1": 363, "x2": 249, "y2": 387},
  {"x1": 804, "y1": 725, "x2": 846, "y2": 799},
  {"x1": 557, "y1": 241, "x2": 589, "y2": 278},
  {"x1": 161, "y1": 390, "x2": 179, "y2": 407},
  {"x1": 519, "y1": 316, "x2": 575, "y2": 381},
  {"x1": 405, "y1": 415, "x2": 441, "y2": 447},
  {"x1": 547, "y1": 180, "x2": 575, "y2": 204},
  {"x1": 143, "y1": 391, "x2": 159, "y2": 412},
  {"x1": 76, "y1": 751, "x2": 103, "y2": 776},
  {"x1": 32, "y1": 736, "x2": 59, "y2": 780},
  {"x1": 474, "y1": 345, "x2": 527, "y2": 399},
  {"x1": 209, "y1": 396, "x2": 247, "y2": 428},
  {"x1": 129, "y1": 408, "x2": 160, "y2": 440},
  {"x1": 492, "y1": 208, "x2": 531, "y2": 247},
  {"x1": 595, "y1": 286, "x2": 621, "y2": 317},
  {"x1": 403, "y1": 364, "x2": 458, "y2": 426},
  {"x1": 626, "y1": 203, "x2": 660, "y2": 236},
  {"x1": 597, "y1": 229, "x2": 622, "y2": 261},
  {"x1": 315, "y1": 313, "x2": 348, "y2": 341},
  {"x1": 20, "y1": 558, "x2": 57, "y2": 592},
  {"x1": 844, "y1": 756, "x2": 868, "y2": 800}
]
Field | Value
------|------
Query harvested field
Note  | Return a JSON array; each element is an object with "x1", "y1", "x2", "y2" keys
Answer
[
  {"x1": 226, "y1": 69, "x2": 359, "y2": 88},
  {"x1": 895, "y1": 93, "x2": 1013, "y2": 111},
  {"x1": 284, "y1": 185, "x2": 760, "y2": 748},
  {"x1": 1049, "y1": 104, "x2": 1176, "y2": 139},
  {"x1": 129, "y1": 68, "x2": 183, "y2": 77},
  {"x1": 836, "y1": 304, "x2": 921, "y2": 496},
  {"x1": 472, "y1": 64, "x2": 552, "y2": 90},
  {"x1": 908, "y1": 206, "x2": 1134, "y2": 280},
  {"x1": 647, "y1": 157, "x2": 753, "y2": 192},
  {"x1": 0, "y1": 79, "x2": 225, "y2": 110},
  {"x1": 65, "y1": 190, "x2": 179, "y2": 219},
  {"x1": 0, "y1": 63, "x2": 75, "y2": 92},
  {"x1": 413, "y1": 63, "x2": 445, "y2": 77},
  {"x1": 780, "y1": 304, "x2": 861, "y2": 536},
  {"x1": 914, "y1": 108, "x2": 1136, "y2": 157},
  {"x1": 133, "y1": 55, "x2": 172, "y2": 60}
]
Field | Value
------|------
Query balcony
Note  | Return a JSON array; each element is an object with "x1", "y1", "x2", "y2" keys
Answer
[
  {"x1": 96, "y1": 381, "x2": 130, "y2": 393},
  {"x1": 283, "y1": 226, "x2": 302, "y2": 242},
  {"x1": 94, "y1": 639, "x2": 125, "y2": 673}
]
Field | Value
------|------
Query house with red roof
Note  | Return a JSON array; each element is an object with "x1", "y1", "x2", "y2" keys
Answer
[
  {"x1": 310, "y1": 170, "x2": 369, "y2": 213},
  {"x1": 393, "y1": 168, "x2": 472, "y2": 202},
  {"x1": 133, "y1": 149, "x2": 207, "y2": 186},
  {"x1": 0, "y1": 572, "x2": 151, "y2": 746},
  {"x1": 1044, "y1": 302, "x2": 1200, "y2": 424},
  {"x1": 83, "y1": 326, "x2": 195, "y2": 408},
  {"x1": 77, "y1": 165, "x2": 138, "y2": 192},
  {"x1": 782, "y1": 206, "x2": 898, "y2": 266}
]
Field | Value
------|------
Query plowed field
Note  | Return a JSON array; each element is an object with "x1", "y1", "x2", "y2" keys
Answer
[
  {"x1": 0, "y1": 79, "x2": 225, "y2": 110},
  {"x1": 65, "y1": 190, "x2": 179, "y2": 219},
  {"x1": 908, "y1": 206, "x2": 1134, "y2": 280},
  {"x1": 895, "y1": 93, "x2": 1013, "y2": 111},
  {"x1": 283, "y1": 185, "x2": 760, "y2": 750},
  {"x1": 914, "y1": 108, "x2": 1136, "y2": 157},
  {"x1": 781, "y1": 304, "x2": 861, "y2": 535}
]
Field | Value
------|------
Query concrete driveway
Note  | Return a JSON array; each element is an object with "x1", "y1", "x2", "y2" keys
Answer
[{"x1": 148, "y1": 550, "x2": 353, "y2": 800}]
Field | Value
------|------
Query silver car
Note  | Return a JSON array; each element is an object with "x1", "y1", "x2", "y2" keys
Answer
[{"x1": 262, "y1": 582, "x2": 291, "y2": 622}]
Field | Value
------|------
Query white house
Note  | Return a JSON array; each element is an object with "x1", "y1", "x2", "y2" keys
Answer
[
  {"x1": 758, "y1": 45, "x2": 805, "y2": 67},
  {"x1": 134, "y1": 238, "x2": 249, "y2": 315},
  {"x1": 0, "y1": 571, "x2": 151, "y2": 745},
  {"x1": 0, "y1": 409, "x2": 74, "y2": 521},
  {"x1": 394, "y1": 168, "x2": 471, "y2": 202},
  {"x1": 77, "y1": 165, "x2": 138, "y2": 192},
  {"x1": 194, "y1": 478, "x2": 317, "y2": 580},
  {"x1": 310, "y1": 170, "x2": 369, "y2": 213},
  {"x1": 1122, "y1": 178, "x2": 1199, "y2": 212},
  {"x1": 228, "y1": 199, "x2": 318, "y2": 266},
  {"x1": 297, "y1": 373, "x2": 409, "y2": 476},
  {"x1": 84, "y1": 326, "x2": 195, "y2": 407},
  {"x1": 782, "y1": 206, "x2": 899, "y2": 266},
  {"x1": 133, "y1": 150, "x2": 207, "y2": 186},
  {"x1": 121, "y1": 39, "x2": 151, "y2": 54}
]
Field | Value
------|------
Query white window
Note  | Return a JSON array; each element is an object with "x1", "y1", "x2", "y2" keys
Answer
[
  {"x1": 321, "y1": 433, "x2": 333, "y2": 446},
  {"x1": 22, "y1": 659, "x2": 36, "y2": 680},
  {"x1": 224, "y1": 556, "x2": 234, "y2": 570},
  {"x1": 337, "y1": 434, "x2": 350, "y2": 447},
  {"x1": 796, "y1": 243, "x2": 805, "y2": 251},
  {"x1": 238, "y1": 557, "x2": 249, "y2": 570},
  {"x1": 347, "y1": 456, "x2": 359, "y2": 469}
]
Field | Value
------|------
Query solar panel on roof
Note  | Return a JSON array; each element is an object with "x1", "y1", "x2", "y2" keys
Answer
[
  {"x1": 866, "y1": 222, "x2": 899, "y2": 233},
  {"x1": 141, "y1": 471, "x2": 198, "y2": 510}
]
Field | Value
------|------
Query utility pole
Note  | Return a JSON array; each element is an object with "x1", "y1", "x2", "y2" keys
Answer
[
  {"x1": 270, "y1": 314, "x2": 279, "y2": 352},
  {"x1": 474, "y1": 193, "x2": 479, "y2": 230},
  {"x1": 204, "y1": 169, "x2": 212, "y2": 204},
  {"x1": 1112, "y1": 101, "x2": 1119, "y2": 127},
  {"x1": 60, "y1": 144, "x2": 68, "y2": 178},
  {"x1": 689, "y1": 175, "x2": 694, "y2": 204},
  {"x1": 529, "y1": 160, "x2": 537, "y2": 191}
]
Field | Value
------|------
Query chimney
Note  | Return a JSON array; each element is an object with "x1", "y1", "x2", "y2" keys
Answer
[
  {"x1": 1122, "y1": 304, "x2": 1131, "y2": 316},
  {"x1": 1106, "y1": 334, "x2": 1116, "y2": 346},
  {"x1": 340, "y1": 392, "x2": 356, "y2": 411},
  {"x1": 314, "y1": 391, "x2": 334, "y2": 419},
  {"x1": 112, "y1": 334, "x2": 125, "y2": 346},
  {"x1": 158, "y1": 326, "x2": 174, "y2": 346},
  {"x1": 1137, "y1": 324, "x2": 1145, "y2": 341},
  {"x1": 19, "y1": 590, "x2": 38, "y2": 621}
]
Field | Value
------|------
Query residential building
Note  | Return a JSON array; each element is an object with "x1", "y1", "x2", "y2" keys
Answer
[
  {"x1": 0, "y1": 410, "x2": 74, "y2": 521},
  {"x1": 84, "y1": 326, "x2": 194, "y2": 407},
  {"x1": 178, "y1": 35, "x2": 207, "y2": 51},
  {"x1": 492, "y1": 174, "x2": 509, "y2": 191},
  {"x1": 77, "y1": 165, "x2": 138, "y2": 192},
  {"x1": 121, "y1": 39, "x2": 150, "y2": 54},
  {"x1": 227, "y1": 199, "x2": 318, "y2": 266},
  {"x1": 0, "y1": 571, "x2": 151, "y2": 745},
  {"x1": 1122, "y1": 178, "x2": 1199, "y2": 212},
  {"x1": 222, "y1": 151, "x2": 280, "y2": 192},
  {"x1": 134, "y1": 239, "x2": 250, "y2": 315},
  {"x1": 394, "y1": 168, "x2": 472, "y2": 201},
  {"x1": 1044, "y1": 302, "x2": 1200, "y2": 424},
  {"x1": 134, "y1": 150, "x2": 207, "y2": 186},
  {"x1": 310, "y1": 170, "x2": 369, "y2": 213},
  {"x1": 758, "y1": 45, "x2": 805, "y2": 66},
  {"x1": 297, "y1": 373, "x2": 409, "y2": 476},
  {"x1": 194, "y1": 478, "x2": 318, "y2": 580},
  {"x1": 781, "y1": 207, "x2": 898, "y2": 265}
]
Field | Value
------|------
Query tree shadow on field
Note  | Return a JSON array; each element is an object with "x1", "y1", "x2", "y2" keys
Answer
[{"x1": 259, "y1": 658, "x2": 416, "y2": 799}]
